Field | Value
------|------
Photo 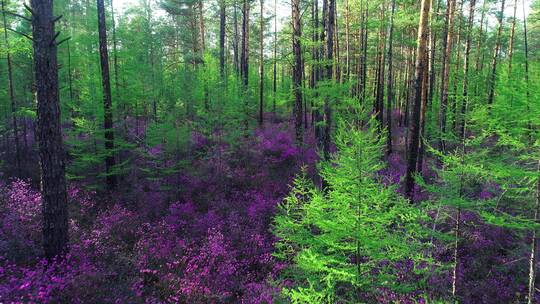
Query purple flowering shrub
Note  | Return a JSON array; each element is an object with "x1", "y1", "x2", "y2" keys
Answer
[
  {"x1": 1, "y1": 120, "x2": 316, "y2": 303},
  {"x1": 0, "y1": 180, "x2": 42, "y2": 262}
]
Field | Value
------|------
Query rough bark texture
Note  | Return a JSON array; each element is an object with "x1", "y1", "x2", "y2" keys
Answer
[
  {"x1": 31, "y1": 0, "x2": 69, "y2": 260},
  {"x1": 97, "y1": 0, "x2": 117, "y2": 190},
  {"x1": 404, "y1": 0, "x2": 431, "y2": 199}
]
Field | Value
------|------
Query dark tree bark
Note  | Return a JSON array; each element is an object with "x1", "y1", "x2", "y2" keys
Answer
[
  {"x1": 97, "y1": 0, "x2": 117, "y2": 190},
  {"x1": 292, "y1": 0, "x2": 303, "y2": 142},
  {"x1": 31, "y1": 0, "x2": 69, "y2": 260},
  {"x1": 404, "y1": 0, "x2": 431, "y2": 199},
  {"x1": 323, "y1": 0, "x2": 335, "y2": 160},
  {"x1": 1, "y1": 0, "x2": 21, "y2": 175}
]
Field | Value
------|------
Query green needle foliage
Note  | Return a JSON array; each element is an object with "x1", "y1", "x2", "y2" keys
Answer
[{"x1": 273, "y1": 118, "x2": 431, "y2": 303}]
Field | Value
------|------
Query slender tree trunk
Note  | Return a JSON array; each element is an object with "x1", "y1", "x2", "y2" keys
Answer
[
  {"x1": 110, "y1": 0, "x2": 120, "y2": 106},
  {"x1": 241, "y1": 0, "x2": 250, "y2": 86},
  {"x1": 97, "y1": 0, "x2": 117, "y2": 190},
  {"x1": 417, "y1": 0, "x2": 435, "y2": 172},
  {"x1": 233, "y1": 0, "x2": 240, "y2": 74},
  {"x1": 198, "y1": 0, "x2": 205, "y2": 53},
  {"x1": 31, "y1": 0, "x2": 69, "y2": 260},
  {"x1": 361, "y1": 1, "x2": 368, "y2": 103},
  {"x1": 427, "y1": 0, "x2": 440, "y2": 108},
  {"x1": 323, "y1": 0, "x2": 335, "y2": 160},
  {"x1": 404, "y1": 0, "x2": 431, "y2": 199},
  {"x1": 386, "y1": 0, "x2": 396, "y2": 155},
  {"x1": 219, "y1": 0, "x2": 226, "y2": 77},
  {"x1": 507, "y1": 0, "x2": 518, "y2": 75},
  {"x1": 523, "y1": 0, "x2": 531, "y2": 137},
  {"x1": 451, "y1": 0, "x2": 463, "y2": 132},
  {"x1": 273, "y1": 0, "x2": 277, "y2": 115},
  {"x1": 345, "y1": 0, "x2": 350, "y2": 81},
  {"x1": 375, "y1": 5, "x2": 386, "y2": 128},
  {"x1": 528, "y1": 161, "x2": 540, "y2": 304},
  {"x1": 458, "y1": 0, "x2": 475, "y2": 139},
  {"x1": 438, "y1": 0, "x2": 456, "y2": 152},
  {"x1": 1, "y1": 0, "x2": 21, "y2": 175},
  {"x1": 474, "y1": 0, "x2": 487, "y2": 96},
  {"x1": 259, "y1": 0, "x2": 264, "y2": 126},
  {"x1": 487, "y1": 0, "x2": 505, "y2": 107},
  {"x1": 292, "y1": 0, "x2": 303, "y2": 141}
]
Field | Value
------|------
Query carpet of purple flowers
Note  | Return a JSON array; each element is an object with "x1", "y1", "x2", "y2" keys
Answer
[{"x1": 0, "y1": 119, "x2": 535, "y2": 303}]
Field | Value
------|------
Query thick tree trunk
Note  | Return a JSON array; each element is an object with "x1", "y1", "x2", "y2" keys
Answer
[
  {"x1": 97, "y1": 0, "x2": 117, "y2": 190},
  {"x1": 292, "y1": 0, "x2": 303, "y2": 142},
  {"x1": 1, "y1": 0, "x2": 21, "y2": 175},
  {"x1": 404, "y1": 0, "x2": 431, "y2": 199},
  {"x1": 31, "y1": 0, "x2": 69, "y2": 260}
]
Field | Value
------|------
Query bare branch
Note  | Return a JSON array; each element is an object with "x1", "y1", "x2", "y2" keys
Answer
[
  {"x1": 50, "y1": 31, "x2": 60, "y2": 45},
  {"x1": 56, "y1": 36, "x2": 71, "y2": 46},
  {"x1": 1, "y1": 10, "x2": 31, "y2": 22},
  {"x1": 52, "y1": 14, "x2": 63, "y2": 23},
  {"x1": 7, "y1": 28, "x2": 33, "y2": 41},
  {"x1": 23, "y1": 3, "x2": 34, "y2": 16}
]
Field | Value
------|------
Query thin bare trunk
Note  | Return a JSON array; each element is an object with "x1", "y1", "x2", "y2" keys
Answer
[
  {"x1": 1, "y1": 0, "x2": 21, "y2": 175},
  {"x1": 487, "y1": 0, "x2": 506, "y2": 107},
  {"x1": 438, "y1": 0, "x2": 456, "y2": 152}
]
